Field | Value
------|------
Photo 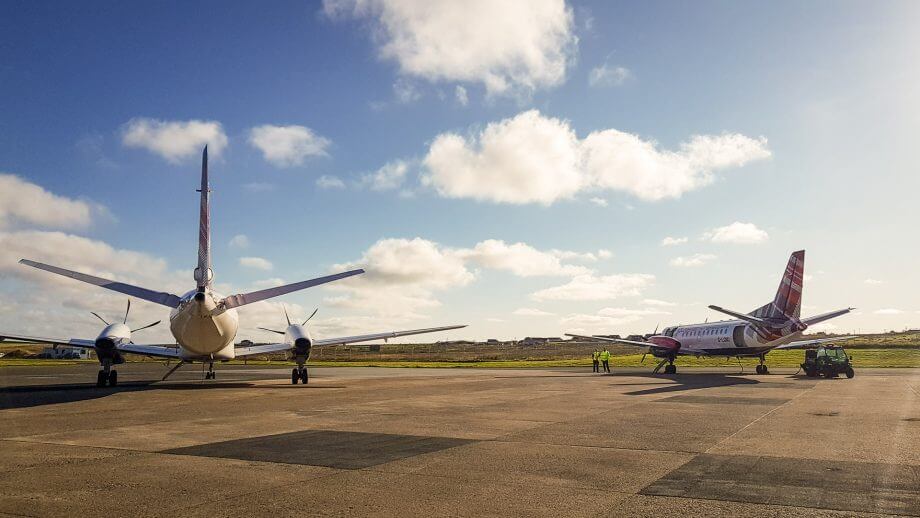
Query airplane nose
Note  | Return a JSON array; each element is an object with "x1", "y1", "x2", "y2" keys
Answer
[
  {"x1": 294, "y1": 337, "x2": 312, "y2": 355},
  {"x1": 194, "y1": 292, "x2": 206, "y2": 302}
]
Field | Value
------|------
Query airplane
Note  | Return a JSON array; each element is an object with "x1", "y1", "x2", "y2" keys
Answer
[
  {"x1": 0, "y1": 147, "x2": 466, "y2": 386},
  {"x1": 567, "y1": 250, "x2": 854, "y2": 375}
]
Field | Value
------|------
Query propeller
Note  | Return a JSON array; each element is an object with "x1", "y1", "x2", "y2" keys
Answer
[
  {"x1": 303, "y1": 308, "x2": 318, "y2": 326},
  {"x1": 90, "y1": 299, "x2": 160, "y2": 333}
]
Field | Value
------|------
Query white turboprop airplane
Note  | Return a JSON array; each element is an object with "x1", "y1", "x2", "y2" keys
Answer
[
  {"x1": 0, "y1": 147, "x2": 466, "y2": 386},
  {"x1": 567, "y1": 250, "x2": 854, "y2": 375}
]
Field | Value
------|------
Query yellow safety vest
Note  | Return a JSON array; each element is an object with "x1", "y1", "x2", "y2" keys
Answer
[
  {"x1": 592, "y1": 352, "x2": 599, "y2": 361},
  {"x1": 600, "y1": 350, "x2": 611, "y2": 361}
]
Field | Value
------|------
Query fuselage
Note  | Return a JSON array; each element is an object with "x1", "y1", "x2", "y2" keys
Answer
[
  {"x1": 168, "y1": 290, "x2": 239, "y2": 360},
  {"x1": 654, "y1": 320, "x2": 803, "y2": 357}
]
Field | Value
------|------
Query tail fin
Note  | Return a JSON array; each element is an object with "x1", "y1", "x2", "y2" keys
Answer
[
  {"x1": 193, "y1": 146, "x2": 212, "y2": 291},
  {"x1": 749, "y1": 250, "x2": 804, "y2": 321}
]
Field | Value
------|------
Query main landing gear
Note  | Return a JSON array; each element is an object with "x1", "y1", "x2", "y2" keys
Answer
[
  {"x1": 654, "y1": 356, "x2": 678, "y2": 375},
  {"x1": 96, "y1": 360, "x2": 117, "y2": 387},
  {"x1": 291, "y1": 364, "x2": 309, "y2": 384},
  {"x1": 756, "y1": 355, "x2": 770, "y2": 375},
  {"x1": 204, "y1": 362, "x2": 216, "y2": 380}
]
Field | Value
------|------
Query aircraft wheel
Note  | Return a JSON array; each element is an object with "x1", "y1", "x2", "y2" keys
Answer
[
  {"x1": 845, "y1": 367, "x2": 855, "y2": 379},
  {"x1": 108, "y1": 370, "x2": 118, "y2": 387},
  {"x1": 664, "y1": 364, "x2": 676, "y2": 375},
  {"x1": 96, "y1": 371, "x2": 107, "y2": 387},
  {"x1": 300, "y1": 369, "x2": 308, "y2": 384},
  {"x1": 291, "y1": 368, "x2": 299, "y2": 384}
]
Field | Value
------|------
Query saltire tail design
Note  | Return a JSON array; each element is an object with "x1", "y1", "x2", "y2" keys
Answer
[{"x1": 749, "y1": 250, "x2": 804, "y2": 322}]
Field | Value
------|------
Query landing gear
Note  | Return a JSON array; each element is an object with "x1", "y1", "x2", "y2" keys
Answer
[
  {"x1": 654, "y1": 356, "x2": 677, "y2": 375},
  {"x1": 756, "y1": 355, "x2": 769, "y2": 375},
  {"x1": 204, "y1": 362, "x2": 216, "y2": 380},
  {"x1": 96, "y1": 360, "x2": 117, "y2": 387},
  {"x1": 664, "y1": 364, "x2": 677, "y2": 375},
  {"x1": 292, "y1": 359, "x2": 309, "y2": 384}
]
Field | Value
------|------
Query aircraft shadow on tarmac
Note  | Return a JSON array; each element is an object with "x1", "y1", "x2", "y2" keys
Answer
[
  {"x1": 611, "y1": 372, "x2": 766, "y2": 396},
  {"x1": 0, "y1": 381, "x2": 257, "y2": 410}
]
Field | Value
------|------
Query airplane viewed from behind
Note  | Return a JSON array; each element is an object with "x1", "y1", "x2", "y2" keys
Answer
[
  {"x1": 567, "y1": 250, "x2": 854, "y2": 375},
  {"x1": 0, "y1": 147, "x2": 466, "y2": 386}
]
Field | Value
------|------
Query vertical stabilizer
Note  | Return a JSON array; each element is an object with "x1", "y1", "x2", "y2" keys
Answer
[
  {"x1": 749, "y1": 250, "x2": 804, "y2": 320},
  {"x1": 194, "y1": 146, "x2": 212, "y2": 291}
]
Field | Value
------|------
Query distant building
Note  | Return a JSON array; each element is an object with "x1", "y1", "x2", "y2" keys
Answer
[
  {"x1": 519, "y1": 337, "x2": 563, "y2": 346},
  {"x1": 41, "y1": 347, "x2": 92, "y2": 360}
]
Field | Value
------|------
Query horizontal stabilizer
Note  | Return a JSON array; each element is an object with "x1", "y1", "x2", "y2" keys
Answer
[
  {"x1": 775, "y1": 335, "x2": 858, "y2": 349},
  {"x1": 802, "y1": 308, "x2": 853, "y2": 326},
  {"x1": 20, "y1": 259, "x2": 182, "y2": 308},
  {"x1": 708, "y1": 305, "x2": 784, "y2": 328},
  {"x1": 219, "y1": 269, "x2": 365, "y2": 310}
]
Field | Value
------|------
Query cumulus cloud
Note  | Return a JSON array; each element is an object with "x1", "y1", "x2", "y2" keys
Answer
[
  {"x1": 670, "y1": 254, "x2": 717, "y2": 267},
  {"x1": 324, "y1": 0, "x2": 576, "y2": 97},
  {"x1": 703, "y1": 222, "x2": 769, "y2": 244},
  {"x1": 588, "y1": 64, "x2": 631, "y2": 87},
  {"x1": 121, "y1": 118, "x2": 227, "y2": 163},
  {"x1": 229, "y1": 234, "x2": 250, "y2": 249},
  {"x1": 874, "y1": 308, "x2": 904, "y2": 315},
  {"x1": 455, "y1": 85, "x2": 469, "y2": 106},
  {"x1": 513, "y1": 308, "x2": 555, "y2": 317},
  {"x1": 660, "y1": 236, "x2": 687, "y2": 246},
  {"x1": 361, "y1": 160, "x2": 410, "y2": 191},
  {"x1": 421, "y1": 110, "x2": 771, "y2": 205},
  {"x1": 531, "y1": 273, "x2": 654, "y2": 301},
  {"x1": 248, "y1": 124, "x2": 331, "y2": 167},
  {"x1": 561, "y1": 306, "x2": 670, "y2": 330},
  {"x1": 239, "y1": 256, "x2": 273, "y2": 271},
  {"x1": 316, "y1": 175, "x2": 346, "y2": 189},
  {"x1": 0, "y1": 174, "x2": 94, "y2": 230},
  {"x1": 461, "y1": 239, "x2": 591, "y2": 277}
]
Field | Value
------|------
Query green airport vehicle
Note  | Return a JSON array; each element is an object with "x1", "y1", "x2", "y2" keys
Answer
[{"x1": 801, "y1": 345, "x2": 855, "y2": 378}]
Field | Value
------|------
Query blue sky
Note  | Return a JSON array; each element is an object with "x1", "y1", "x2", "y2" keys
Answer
[{"x1": 1, "y1": 0, "x2": 918, "y2": 341}]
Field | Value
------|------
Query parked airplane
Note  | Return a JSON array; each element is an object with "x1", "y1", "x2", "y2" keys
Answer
[
  {"x1": 0, "y1": 147, "x2": 465, "y2": 386},
  {"x1": 567, "y1": 250, "x2": 854, "y2": 374}
]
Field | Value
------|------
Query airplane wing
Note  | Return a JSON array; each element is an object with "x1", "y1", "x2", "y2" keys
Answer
[
  {"x1": 234, "y1": 324, "x2": 467, "y2": 357},
  {"x1": 564, "y1": 334, "x2": 650, "y2": 347},
  {"x1": 0, "y1": 332, "x2": 181, "y2": 358},
  {"x1": 19, "y1": 259, "x2": 183, "y2": 308},
  {"x1": 775, "y1": 336, "x2": 858, "y2": 349}
]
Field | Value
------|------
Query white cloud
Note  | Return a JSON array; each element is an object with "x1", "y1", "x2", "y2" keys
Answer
[
  {"x1": 462, "y1": 239, "x2": 591, "y2": 277},
  {"x1": 864, "y1": 278, "x2": 885, "y2": 285},
  {"x1": 561, "y1": 307, "x2": 670, "y2": 330},
  {"x1": 588, "y1": 64, "x2": 631, "y2": 87},
  {"x1": 0, "y1": 174, "x2": 94, "y2": 230},
  {"x1": 239, "y1": 256, "x2": 273, "y2": 271},
  {"x1": 670, "y1": 254, "x2": 716, "y2": 267},
  {"x1": 597, "y1": 249, "x2": 613, "y2": 259},
  {"x1": 362, "y1": 160, "x2": 410, "y2": 191},
  {"x1": 422, "y1": 110, "x2": 583, "y2": 205},
  {"x1": 589, "y1": 197, "x2": 608, "y2": 207},
  {"x1": 513, "y1": 307, "x2": 555, "y2": 317},
  {"x1": 324, "y1": 0, "x2": 576, "y2": 97},
  {"x1": 660, "y1": 236, "x2": 688, "y2": 246},
  {"x1": 703, "y1": 222, "x2": 769, "y2": 244},
  {"x1": 455, "y1": 85, "x2": 469, "y2": 106},
  {"x1": 229, "y1": 234, "x2": 250, "y2": 249},
  {"x1": 531, "y1": 273, "x2": 654, "y2": 301},
  {"x1": 874, "y1": 308, "x2": 904, "y2": 315},
  {"x1": 121, "y1": 118, "x2": 227, "y2": 163},
  {"x1": 248, "y1": 124, "x2": 331, "y2": 167},
  {"x1": 393, "y1": 78, "x2": 422, "y2": 103},
  {"x1": 316, "y1": 175, "x2": 346, "y2": 189},
  {"x1": 642, "y1": 298, "x2": 677, "y2": 307},
  {"x1": 421, "y1": 110, "x2": 771, "y2": 205}
]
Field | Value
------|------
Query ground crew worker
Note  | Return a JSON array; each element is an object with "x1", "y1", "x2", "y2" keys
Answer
[
  {"x1": 600, "y1": 348, "x2": 611, "y2": 373},
  {"x1": 591, "y1": 350, "x2": 600, "y2": 373}
]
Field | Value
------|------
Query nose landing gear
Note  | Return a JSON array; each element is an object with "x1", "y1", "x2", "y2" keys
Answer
[
  {"x1": 291, "y1": 358, "x2": 309, "y2": 384},
  {"x1": 204, "y1": 362, "x2": 216, "y2": 380},
  {"x1": 96, "y1": 360, "x2": 118, "y2": 387}
]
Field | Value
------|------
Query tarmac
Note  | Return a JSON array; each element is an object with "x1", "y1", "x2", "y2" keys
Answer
[{"x1": 1, "y1": 363, "x2": 919, "y2": 517}]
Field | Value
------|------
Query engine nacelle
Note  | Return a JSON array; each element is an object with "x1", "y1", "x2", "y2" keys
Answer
[
  {"x1": 293, "y1": 337, "x2": 312, "y2": 359},
  {"x1": 93, "y1": 337, "x2": 124, "y2": 364}
]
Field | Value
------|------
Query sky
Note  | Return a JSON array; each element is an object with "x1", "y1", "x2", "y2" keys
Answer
[{"x1": 1, "y1": 0, "x2": 919, "y2": 343}]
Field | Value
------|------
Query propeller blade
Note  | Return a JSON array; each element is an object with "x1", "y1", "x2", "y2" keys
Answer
[
  {"x1": 91, "y1": 312, "x2": 110, "y2": 326},
  {"x1": 653, "y1": 323, "x2": 659, "y2": 335},
  {"x1": 283, "y1": 304, "x2": 291, "y2": 326},
  {"x1": 257, "y1": 327, "x2": 286, "y2": 335},
  {"x1": 124, "y1": 299, "x2": 131, "y2": 324},
  {"x1": 303, "y1": 308, "x2": 318, "y2": 326},
  {"x1": 641, "y1": 352, "x2": 647, "y2": 364},
  {"x1": 131, "y1": 320, "x2": 161, "y2": 333}
]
